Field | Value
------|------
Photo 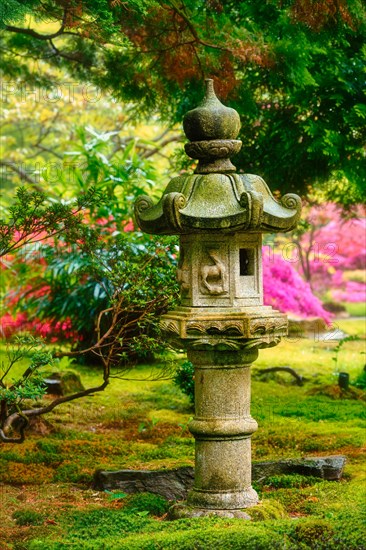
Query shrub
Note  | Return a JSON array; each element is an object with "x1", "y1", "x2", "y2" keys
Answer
[
  {"x1": 6, "y1": 229, "x2": 179, "y2": 364},
  {"x1": 263, "y1": 251, "x2": 332, "y2": 323},
  {"x1": 173, "y1": 361, "x2": 195, "y2": 404}
]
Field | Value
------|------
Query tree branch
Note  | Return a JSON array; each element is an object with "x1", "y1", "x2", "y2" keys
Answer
[
  {"x1": 0, "y1": 160, "x2": 45, "y2": 193},
  {"x1": 2, "y1": 379, "x2": 109, "y2": 437},
  {"x1": 257, "y1": 366, "x2": 305, "y2": 386},
  {"x1": 4, "y1": 24, "x2": 66, "y2": 41},
  {"x1": 4, "y1": 6, "x2": 68, "y2": 41}
]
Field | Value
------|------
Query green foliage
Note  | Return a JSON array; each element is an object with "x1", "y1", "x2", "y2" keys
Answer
[
  {"x1": 0, "y1": 336, "x2": 51, "y2": 414},
  {"x1": 12, "y1": 508, "x2": 44, "y2": 526},
  {"x1": 354, "y1": 368, "x2": 366, "y2": 390},
  {"x1": 123, "y1": 492, "x2": 169, "y2": 516},
  {"x1": 261, "y1": 474, "x2": 322, "y2": 489},
  {"x1": 3, "y1": 128, "x2": 179, "y2": 365},
  {"x1": 0, "y1": 0, "x2": 39, "y2": 27},
  {"x1": 61, "y1": 126, "x2": 160, "y2": 210},
  {"x1": 20, "y1": 231, "x2": 179, "y2": 363},
  {"x1": 1, "y1": 1, "x2": 366, "y2": 202},
  {"x1": 292, "y1": 518, "x2": 334, "y2": 547},
  {"x1": 0, "y1": 186, "x2": 100, "y2": 256},
  {"x1": 173, "y1": 361, "x2": 195, "y2": 404}
]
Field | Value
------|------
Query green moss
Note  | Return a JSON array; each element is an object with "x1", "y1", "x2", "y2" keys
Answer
[
  {"x1": 247, "y1": 499, "x2": 287, "y2": 521},
  {"x1": 53, "y1": 463, "x2": 92, "y2": 484},
  {"x1": 28, "y1": 519, "x2": 290, "y2": 549},
  {"x1": 261, "y1": 474, "x2": 323, "y2": 489},
  {"x1": 13, "y1": 509, "x2": 44, "y2": 526}
]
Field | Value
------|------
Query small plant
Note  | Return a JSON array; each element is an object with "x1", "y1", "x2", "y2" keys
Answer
[
  {"x1": 354, "y1": 366, "x2": 366, "y2": 389},
  {"x1": 13, "y1": 509, "x2": 44, "y2": 526},
  {"x1": 177, "y1": 416, "x2": 193, "y2": 435},
  {"x1": 105, "y1": 490, "x2": 128, "y2": 501},
  {"x1": 123, "y1": 492, "x2": 169, "y2": 517},
  {"x1": 138, "y1": 417, "x2": 160, "y2": 434},
  {"x1": 173, "y1": 361, "x2": 195, "y2": 404},
  {"x1": 332, "y1": 335, "x2": 361, "y2": 373}
]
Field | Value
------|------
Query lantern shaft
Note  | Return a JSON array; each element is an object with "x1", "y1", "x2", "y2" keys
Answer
[{"x1": 187, "y1": 348, "x2": 258, "y2": 511}]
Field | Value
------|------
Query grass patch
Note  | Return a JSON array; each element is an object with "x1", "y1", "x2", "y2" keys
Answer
[
  {"x1": 342, "y1": 302, "x2": 366, "y2": 317},
  {"x1": 0, "y1": 319, "x2": 365, "y2": 548}
]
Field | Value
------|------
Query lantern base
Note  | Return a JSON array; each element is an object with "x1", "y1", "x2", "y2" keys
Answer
[
  {"x1": 187, "y1": 485, "x2": 258, "y2": 509},
  {"x1": 168, "y1": 503, "x2": 252, "y2": 520}
]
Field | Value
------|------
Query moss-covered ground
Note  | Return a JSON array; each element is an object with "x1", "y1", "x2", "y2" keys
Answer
[{"x1": 0, "y1": 318, "x2": 365, "y2": 549}]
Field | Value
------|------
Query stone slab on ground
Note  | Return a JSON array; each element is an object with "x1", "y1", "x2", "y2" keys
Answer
[
  {"x1": 43, "y1": 371, "x2": 85, "y2": 396},
  {"x1": 253, "y1": 455, "x2": 346, "y2": 482},
  {"x1": 94, "y1": 466, "x2": 194, "y2": 501},
  {"x1": 93, "y1": 455, "x2": 346, "y2": 500}
]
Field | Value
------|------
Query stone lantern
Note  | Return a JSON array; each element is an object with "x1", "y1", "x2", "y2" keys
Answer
[{"x1": 135, "y1": 79, "x2": 301, "y2": 518}]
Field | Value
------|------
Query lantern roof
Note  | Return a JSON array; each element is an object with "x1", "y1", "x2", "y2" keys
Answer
[{"x1": 135, "y1": 79, "x2": 301, "y2": 235}]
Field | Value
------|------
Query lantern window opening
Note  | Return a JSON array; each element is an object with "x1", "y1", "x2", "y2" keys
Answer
[{"x1": 239, "y1": 248, "x2": 254, "y2": 276}]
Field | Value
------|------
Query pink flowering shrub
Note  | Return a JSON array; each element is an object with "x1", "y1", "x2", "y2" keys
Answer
[
  {"x1": 0, "y1": 312, "x2": 80, "y2": 342},
  {"x1": 332, "y1": 281, "x2": 366, "y2": 303},
  {"x1": 0, "y1": 212, "x2": 118, "y2": 343},
  {"x1": 286, "y1": 203, "x2": 365, "y2": 303},
  {"x1": 263, "y1": 251, "x2": 332, "y2": 324}
]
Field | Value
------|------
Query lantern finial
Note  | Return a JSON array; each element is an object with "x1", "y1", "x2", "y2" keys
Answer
[{"x1": 183, "y1": 79, "x2": 242, "y2": 174}]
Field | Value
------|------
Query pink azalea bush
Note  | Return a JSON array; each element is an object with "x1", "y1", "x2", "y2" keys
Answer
[
  {"x1": 296, "y1": 203, "x2": 366, "y2": 303},
  {"x1": 263, "y1": 251, "x2": 332, "y2": 324},
  {"x1": 332, "y1": 281, "x2": 365, "y2": 303},
  {"x1": 0, "y1": 312, "x2": 80, "y2": 342}
]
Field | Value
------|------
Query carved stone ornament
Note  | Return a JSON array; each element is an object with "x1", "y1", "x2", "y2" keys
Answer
[
  {"x1": 160, "y1": 306, "x2": 288, "y2": 351},
  {"x1": 134, "y1": 78, "x2": 301, "y2": 517},
  {"x1": 176, "y1": 246, "x2": 190, "y2": 296},
  {"x1": 199, "y1": 249, "x2": 227, "y2": 296}
]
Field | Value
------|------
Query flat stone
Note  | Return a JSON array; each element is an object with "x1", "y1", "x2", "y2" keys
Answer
[
  {"x1": 253, "y1": 455, "x2": 346, "y2": 481},
  {"x1": 43, "y1": 371, "x2": 85, "y2": 396},
  {"x1": 93, "y1": 466, "x2": 194, "y2": 501},
  {"x1": 93, "y1": 455, "x2": 346, "y2": 500}
]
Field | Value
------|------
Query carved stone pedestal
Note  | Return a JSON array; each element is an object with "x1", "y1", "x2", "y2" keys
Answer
[{"x1": 161, "y1": 305, "x2": 286, "y2": 517}]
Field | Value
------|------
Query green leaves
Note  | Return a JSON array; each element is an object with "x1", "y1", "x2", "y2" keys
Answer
[
  {"x1": 0, "y1": 186, "x2": 102, "y2": 256},
  {"x1": 0, "y1": 335, "x2": 51, "y2": 411},
  {"x1": 1, "y1": 0, "x2": 365, "y2": 202}
]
